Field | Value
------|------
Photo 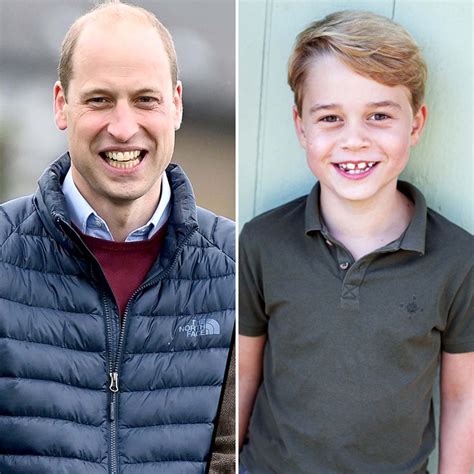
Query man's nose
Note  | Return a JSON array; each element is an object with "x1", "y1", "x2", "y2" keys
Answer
[
  {"x1": 340, "y1": 121, "x2": 371, "y2": 151},
  {"x1": 106, "y1": 102, "x2": 139, "y2": 142}
]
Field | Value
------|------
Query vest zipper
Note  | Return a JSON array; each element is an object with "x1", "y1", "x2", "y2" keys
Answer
[
  {"x1": 104, "y1": 296, "x2": 119, "y2": 474},
  {"x1": 107, "y1": 227, "x2": 196, "y2": 474}
]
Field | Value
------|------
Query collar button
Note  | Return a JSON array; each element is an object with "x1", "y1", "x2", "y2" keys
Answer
[{"x1": 339, "y1": 262, "x2": 350, "y2": 270}]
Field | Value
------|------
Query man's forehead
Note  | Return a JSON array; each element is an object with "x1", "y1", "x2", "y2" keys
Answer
[
  {"x1": 76, "y1": 16, "x2": 162, "y2": 50},
  {"x1": 72, "y1": 19, "x2": 168, "y2": 72}
]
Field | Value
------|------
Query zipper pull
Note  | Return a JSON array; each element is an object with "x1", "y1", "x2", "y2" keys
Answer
[{"x1": 109, "y1": 372, "x2": 119, "y2": 393}]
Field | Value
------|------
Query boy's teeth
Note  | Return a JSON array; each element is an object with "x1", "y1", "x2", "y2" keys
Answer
[
  {"x1": 104, "y1": 150, "x2": 141, "y2": 161},
  {"x1": 338, "y1": 161, "x2": 376, "y2": 174}
]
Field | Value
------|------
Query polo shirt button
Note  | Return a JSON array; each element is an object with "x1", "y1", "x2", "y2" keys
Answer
[
  {"x1": 325, "y1": 239, "x2": 333, "y2": 246},
  {"x1": 339, "y1": 262, "x2": 349, "y2": 270}
]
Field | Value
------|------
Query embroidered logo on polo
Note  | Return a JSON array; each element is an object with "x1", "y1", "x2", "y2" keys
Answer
[
  {"x1": 177, "y1": 318, "x2": 221, "y2": 337},
  {"x1": 400, "y1": 296, "x2": 424, "y2": 317}
]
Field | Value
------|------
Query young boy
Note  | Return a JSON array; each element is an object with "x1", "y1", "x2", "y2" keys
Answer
[{"x1": 239, "y1": 11, "x2": 473, "y2": 474}]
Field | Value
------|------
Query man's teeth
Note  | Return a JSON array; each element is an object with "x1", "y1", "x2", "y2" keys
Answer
[
  {"x1": 103, "y1": 150, "x2": 142, "y2": 169},
  {"x1": 104, "y1": 150, "x2": 141, "y2": 162},
  {"x1": 338, "y1": 161, "x2": 376, "y2": 174}
]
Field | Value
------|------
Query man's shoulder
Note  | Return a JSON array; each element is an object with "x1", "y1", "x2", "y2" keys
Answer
[
  {"x1": 241, "y1": 194, "x2": 307, "y2": 241},
  {"x1": 0, "y1": 194, "x2": 37, "y2": 246},
  {"x1": 196, "y1": 206, "x2": 235, "y2": 262}
]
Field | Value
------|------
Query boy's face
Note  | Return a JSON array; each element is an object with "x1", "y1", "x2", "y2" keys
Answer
[{"x1": 293, "y1": 55, "x2": 427, "y2": 205}]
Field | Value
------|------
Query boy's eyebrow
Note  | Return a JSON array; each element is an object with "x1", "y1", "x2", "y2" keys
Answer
[
  {"x1": 309, "y1": 101, "x2": 403, "y2": 115},
  {"x1": 309, "y1": 103, "x2": 339, "y2": 114},
  {"x1": 367, "y1": 101, "x2": 402, "y2": 110}
]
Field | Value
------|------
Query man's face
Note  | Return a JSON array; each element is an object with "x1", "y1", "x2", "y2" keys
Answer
[
  {"x1": 54, "y1": 19, "x2": 182, "y2": 211},
  {"x1": 293, "y1": 55, "x2": 426, "y2": 205}
]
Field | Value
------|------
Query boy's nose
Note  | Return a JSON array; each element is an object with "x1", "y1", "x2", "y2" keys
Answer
[
  {"x1": 106, "y1": 102, "x2": 139, "y2": 142},
  {"x1": 340, "y1": 122, "x2": 371, "y2": 151}
]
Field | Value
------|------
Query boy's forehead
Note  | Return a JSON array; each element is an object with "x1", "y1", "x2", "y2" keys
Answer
[{"x1": 302, "y1": 55, "x2": 412, "y2": 111}]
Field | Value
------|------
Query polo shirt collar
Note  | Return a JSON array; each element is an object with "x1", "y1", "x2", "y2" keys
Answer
[
  {"x1": 304, "y1": 183, "x2": 324, "y2": 233},
  {"x1": 304, "y1": 180, "x2": 426, "y2": 254},
  {"x1": 397, "y1": 181, "x2": 426, "y2": 255}
]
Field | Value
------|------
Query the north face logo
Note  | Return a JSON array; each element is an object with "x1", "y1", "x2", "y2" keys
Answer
[{"x1": 178, "y1": 318, "x2": 220, "y2": 337}]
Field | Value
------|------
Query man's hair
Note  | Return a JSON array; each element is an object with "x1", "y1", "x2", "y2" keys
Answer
[
  {"x1": 288, "y1": 10, "x2": 427, "y2": 115},
  {"x1": 58, "y1": 0, "x2": 178, "y2": 99}
]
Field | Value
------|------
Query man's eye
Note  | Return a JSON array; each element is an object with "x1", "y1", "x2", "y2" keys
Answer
[
  {"x1": 87, "y1": 97, "x2": 109, "y2": 106},
  {"x1": 138, "y1": 96, "x2": 159, "y2": 104},
  {"x1": 320, "y1": 115, "x2": 341, "y2": 123},
  {"x1": 369, "y1": 113, "x2": 390, "y2": 121}
]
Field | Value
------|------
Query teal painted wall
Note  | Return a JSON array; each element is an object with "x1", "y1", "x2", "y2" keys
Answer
[
  {"x1": 239, "y1": 0, "x2": 473, "y2": 234},
  {"x1": 238, "y1": 1, "x2": 473, "y2": 471}
]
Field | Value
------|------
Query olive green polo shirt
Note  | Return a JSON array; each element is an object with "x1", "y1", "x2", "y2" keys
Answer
[{"x1": 239, "y1": 181, "x2": 473, "y2": 474}]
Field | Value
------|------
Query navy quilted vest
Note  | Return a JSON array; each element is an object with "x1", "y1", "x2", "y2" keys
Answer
[{"x1": 0, "y1": 154, "x2": 235, "y2": 473}]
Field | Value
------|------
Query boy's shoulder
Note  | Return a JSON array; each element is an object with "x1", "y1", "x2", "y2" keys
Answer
[
  {"x1": 241, "y1": 193, "x2": 308, "y2": 241},
  {"x1": 425, "y1": 206, "x2": 473, "y2": 262}
]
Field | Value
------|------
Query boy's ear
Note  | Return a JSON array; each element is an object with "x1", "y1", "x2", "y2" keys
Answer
[
  {"x1": 54, "y1": 81, "x2": 68, "y2": 131},
  {"x1": 410, "y1": 104, "x2": 428, "y2": 146},
  {"x1": 293, "y1": 105, "x2": 307, "y2": 149}
]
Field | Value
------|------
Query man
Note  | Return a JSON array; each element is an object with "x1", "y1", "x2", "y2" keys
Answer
[{"x1": 0, "y1": 2, "x2": 235, "y2": 473}]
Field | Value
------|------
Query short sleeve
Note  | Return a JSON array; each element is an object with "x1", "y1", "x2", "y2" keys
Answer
[
  {"x1": 239, "y1": 223, "x2": 269, "y2": 336},
  {"x1": 442, "y1": 265, "x2": 474, "y2": 353}
]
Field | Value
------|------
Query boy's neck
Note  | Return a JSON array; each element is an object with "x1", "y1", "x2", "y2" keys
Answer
[{"x1": 319, "y1": 182, "x2": 414, "y2": 261}]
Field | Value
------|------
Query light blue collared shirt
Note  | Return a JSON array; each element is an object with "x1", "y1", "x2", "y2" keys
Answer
[{"x1": 62, "y1": 169, "x2": 171, "y2": 242}]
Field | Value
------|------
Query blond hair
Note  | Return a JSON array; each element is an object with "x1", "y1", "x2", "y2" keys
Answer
[
  {"x1": 58, "y1": 0, "x2": 178, "y2": 99},
  {"x1": 288, "y1": 10, "x2": 427, "y2": 115}
]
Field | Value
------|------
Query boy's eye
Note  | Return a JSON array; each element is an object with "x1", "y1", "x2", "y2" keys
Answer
[
  {"x1": 369, "y1": 113, "x2": 390, "y2": 121},
  {"x1": 320, "y1": 115, "x2": 341, "y2": 123}
]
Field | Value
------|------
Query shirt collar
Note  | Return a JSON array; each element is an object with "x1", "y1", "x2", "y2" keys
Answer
[
  {"x1": 62, "y1": 168, "x2": 171, "y2": 242},
  {"x1": 304, "y1": 180, "x2": 426, "y2": 254}
]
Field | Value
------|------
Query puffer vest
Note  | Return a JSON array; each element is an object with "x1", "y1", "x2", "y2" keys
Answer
[{"x1": 0, "y1": 154, "x2": 235, "y2": 473}]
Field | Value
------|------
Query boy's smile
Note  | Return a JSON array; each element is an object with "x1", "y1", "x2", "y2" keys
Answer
[{"x1": 293, "y1": 55, "x2": 427, "y2": 205}]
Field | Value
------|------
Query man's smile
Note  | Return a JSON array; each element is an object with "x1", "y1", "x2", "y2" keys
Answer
[{"x1": 99, "y1": 149, "x2": 147, "y2": 169}]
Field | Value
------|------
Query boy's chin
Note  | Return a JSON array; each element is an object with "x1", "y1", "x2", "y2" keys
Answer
[{"x1": 321, "y1": 181, "x2": 397, "y2": 205}]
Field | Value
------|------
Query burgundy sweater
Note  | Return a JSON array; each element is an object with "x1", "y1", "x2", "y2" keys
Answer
[{"x1": 79, "y1": 224, "x2": 168, "y2": 317}]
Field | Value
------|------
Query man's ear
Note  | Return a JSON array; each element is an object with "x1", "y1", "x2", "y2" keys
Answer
[
  {"x1": 173, "y1": 80, "x2": 183, "y2": 131},
  {"x1": 54, "y1": 81, "x2": 68, "y2": 131},
  {"x1": 293, "y1": 105, "x2": 307, "y2": 149},
  {"x1": 410, "y1": 104, "x2": 428, "y2": 146}
]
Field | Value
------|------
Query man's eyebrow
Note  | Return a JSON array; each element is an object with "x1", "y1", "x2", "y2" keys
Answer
[
  {"x1": 80, "y1": 88, "x2": 111, "y2": 98},
  {"x1": 80, "y1": 88, "x2": 162, "y2": 98},
  {"x1": 367, "y1": 101, "x2": 402, "y2": 110},
  {"x1": 133, "y1": 88, "x2": 162, "y2": 96}
]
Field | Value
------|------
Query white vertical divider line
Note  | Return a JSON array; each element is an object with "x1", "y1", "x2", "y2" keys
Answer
[{"x1": 253, "y1": 0, "x2": 274, "y2": 217}]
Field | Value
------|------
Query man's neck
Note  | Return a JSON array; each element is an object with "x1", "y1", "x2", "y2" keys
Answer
[
  {"x1": 70, "y1": 167, "x2": 162, "y2": 242},
  {"x1": 93, "y1": 197, "x2": 161, "y2": 242},
  {"x1": 320, "y1": 181, "x2": 414, "y2": 261}
]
